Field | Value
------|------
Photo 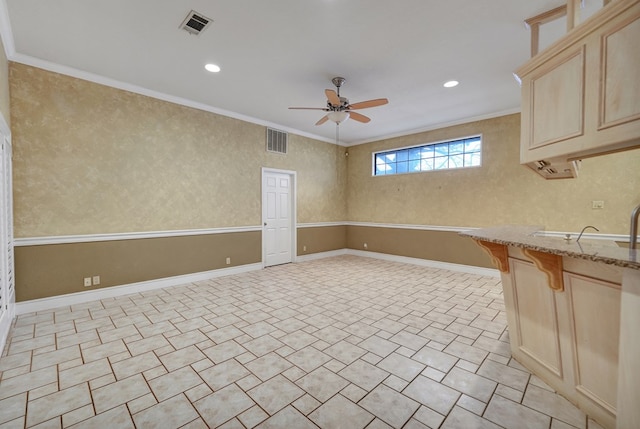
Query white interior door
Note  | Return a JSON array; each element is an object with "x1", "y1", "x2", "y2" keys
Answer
[{"x1": 262, "y1": 169, "x2": 295, "y2": 267}]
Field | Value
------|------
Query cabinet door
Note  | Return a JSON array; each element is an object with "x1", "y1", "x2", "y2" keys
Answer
[
  {"x1": 509, "y1": 258, "x2": 565, "y2": 378},
  {"x1": 524, "y1": 45, "x2": 586, "y2": 153},
  {"x1": 565, "y1": 272, "x2": 620, "y2": 426},
  {"x1": 598, "y1": 9, "x2": 640, "y2": 132}
]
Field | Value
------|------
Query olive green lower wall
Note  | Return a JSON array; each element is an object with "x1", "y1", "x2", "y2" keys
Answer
[
  {"x1": 15, "y1": 224, "x2": 493, "y2": 303},
  {"x1": 296, "y1": 224, "x2": 492, "y2": 269},
  {"x1": 346, "y1": 226, "x2": 494, "y2": 269},
  {"x1": 297, "y1": 226, "x2": 347, "y2": 255},
  {"x1": 15, "y1": 231, "x2": 261, "y2": 302}
]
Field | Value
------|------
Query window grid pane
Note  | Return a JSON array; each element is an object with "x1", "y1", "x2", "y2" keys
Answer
[{"x1": 373, "y1": 136, "x2": 481, "y2": 176}]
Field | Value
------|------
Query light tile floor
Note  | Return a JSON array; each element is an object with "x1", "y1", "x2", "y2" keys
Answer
[{"x1": 0, "y1": 255, "x2": 606, "y2": 429}]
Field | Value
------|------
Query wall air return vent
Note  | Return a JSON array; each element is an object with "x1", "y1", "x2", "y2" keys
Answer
[
  {"x1": 180, "y1": 10, "x2": 212, "y2": 35},
  {"x1": 266, "y1": 128, "x2": 288, "y2": 154}
]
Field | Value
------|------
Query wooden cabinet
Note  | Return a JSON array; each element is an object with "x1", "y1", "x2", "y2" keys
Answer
[
  {"x1": 501, "y1": 248, "x2": 622, "y2": 429},
  {"x1": 617, "y1": 269, "x2": 640, "y2": 429},
  {"x1": 565, "y1": 271, "x2": 620, "y2": 426},
  {"x1": 503, "y1": 256, "x2": 576, "y2": 393},
  {"x1": 516, "y1": 0, "x2": 640, "y2": 178}
]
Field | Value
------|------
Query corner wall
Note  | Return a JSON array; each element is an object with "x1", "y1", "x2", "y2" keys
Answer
[{"x1": 297, "y1": 225, "x2": 347, "y2": 256}]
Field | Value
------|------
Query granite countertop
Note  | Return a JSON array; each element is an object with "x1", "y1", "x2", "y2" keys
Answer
[{"x1": 460, "y1": 225, "x2": 640, "y2": 270}]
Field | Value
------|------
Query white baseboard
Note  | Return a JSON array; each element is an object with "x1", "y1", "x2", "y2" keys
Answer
[
  {"x1": 295, "y1": 249, "x2": 348, "y2": 262},
  {"x1": 15, "y1": 263, "x2": 263, "y2": 315},
  {"x1": 296, "y1": 248, "x2": 499, "y2": 277},
  {"x1": 345, "y1": 249, "x2": 501, "y2": 278},
  {"x1": 0, "y1": 302, "x2": 15, "y2": 355}
]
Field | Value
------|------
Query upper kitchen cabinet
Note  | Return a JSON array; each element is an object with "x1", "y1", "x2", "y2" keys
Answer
[{"x1": 516, "y1": 0, "x2": 640, "y2": 179}]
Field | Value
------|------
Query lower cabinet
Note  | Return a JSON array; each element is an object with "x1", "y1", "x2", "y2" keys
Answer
[
  {"x1": 565, "y1": 270, "x2": 620, "y2": 428},
  {"x1": 501, "y1": 248, "x2": 621, "y2": 429}
]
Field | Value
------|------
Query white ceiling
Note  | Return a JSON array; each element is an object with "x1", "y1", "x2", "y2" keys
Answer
[{"x1": 1, "y1": 0, "x2": 566, "y2": 145}]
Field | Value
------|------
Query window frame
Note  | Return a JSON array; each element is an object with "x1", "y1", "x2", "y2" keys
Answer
[{"x1": 371, "y1": 134, "x2": 483, "y2": 177}]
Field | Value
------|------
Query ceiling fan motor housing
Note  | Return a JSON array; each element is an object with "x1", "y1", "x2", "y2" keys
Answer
[{"x1": 327, "y1": 97, "x2": 350, "y2": 111}]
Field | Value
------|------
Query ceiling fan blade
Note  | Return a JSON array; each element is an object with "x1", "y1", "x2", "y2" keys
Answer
[
  {"x1": 348, "y1": 98, "x2": 389, "y2": 110},
  {"x1": 348, "y1": 111, "x2": 371, "y2": 123},
  {"x1": 325, "y1": 89, "x2": 340, "y2": 107},
  {"x1": 315, "y1": 115, "x2": 329, "y2": 126},
  {"x1": 289, "y1": 107, "x2": 329, "y2": 111}
]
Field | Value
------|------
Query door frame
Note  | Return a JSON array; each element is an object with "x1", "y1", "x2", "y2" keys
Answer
[
  {"x1": 261, "y1": 167, "x2": 297, "y2": 267},
  {"x1": 0, "y1": 113, "x2": 14, "y2": 355}
]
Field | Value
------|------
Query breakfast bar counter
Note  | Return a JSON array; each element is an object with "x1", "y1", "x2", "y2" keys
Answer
[
  {"x1": 460, "y1": 225, "x2": 640, "y2": 270},
  {"x1": 461, "y1": 226, "x2": 639, "y2": 429}
]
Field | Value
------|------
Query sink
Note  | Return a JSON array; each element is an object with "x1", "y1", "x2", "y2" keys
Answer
[
  {"x1": 530, "y1": 231, "x2": 571, "y2": 240},
  {"x1": 530, "y1": 230, "x2": 624, "y2": 248}
]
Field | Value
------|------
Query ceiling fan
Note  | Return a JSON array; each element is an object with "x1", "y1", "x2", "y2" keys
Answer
[{"x1": 289, "y1": 77, "x2": 389, "y2": 126}]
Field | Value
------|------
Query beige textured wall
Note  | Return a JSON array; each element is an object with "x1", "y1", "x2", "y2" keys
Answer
[
  {"x1": 347, "y1": 114, "x2": 640, "y2": 235},
  {"x1": 0, "y1": 46, "x2": 9, "y2": 127},
  {"x1": 10, "y1": 63, "x2": 346, "y2": 237}
]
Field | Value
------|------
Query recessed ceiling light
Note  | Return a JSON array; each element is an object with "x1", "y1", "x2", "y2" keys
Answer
[
  {"x1": 205, "y1": 63, "x2": 221, "y2": 73},
  {"x1": 443, "y1": 80, "x2": 459, "y2": 88}
]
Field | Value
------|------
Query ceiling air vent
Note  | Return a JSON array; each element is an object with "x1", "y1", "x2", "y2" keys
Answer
[
  {"x1": 180, "y1": 10, "x2": 212, "y2": 35},
  {"x1": 266, "y1": 128, "x2": 288, "y2": 154}
]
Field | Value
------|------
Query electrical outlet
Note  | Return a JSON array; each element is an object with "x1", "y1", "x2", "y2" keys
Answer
[
  {"x1": 83, "y1": 277, "x2": 92, "y2": 287},
  {"x1": 363, "y1": 243, "x2": 368, "y2": 249},
  {"x1": 592, "y1": 200, "x2": 604, "y2": 209},
  {"x1": 226, "y1": 257, "x2": 231, "y2": 265},
  {"x1": 92, "y1": 276, "x2": 100, "y2": 285},
  {"x1": 303, "y1": 245, "x2": 307, "y2": 252}
]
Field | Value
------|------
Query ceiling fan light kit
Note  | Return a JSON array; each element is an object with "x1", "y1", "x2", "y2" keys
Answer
[
  {"x1": 327, "y1": 111, "x2": 350, "y2": 124},
  {"x1": 289, "y1": 76, "x2": 389, "y2": 126}
]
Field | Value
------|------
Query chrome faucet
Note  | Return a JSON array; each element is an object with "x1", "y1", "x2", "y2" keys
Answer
[
  {"x1": 576, "y1": 225, "x2": 599, "y2": 243},
  {"x1": 631, "y1": 204, "x2": 640, "y2": 250}
]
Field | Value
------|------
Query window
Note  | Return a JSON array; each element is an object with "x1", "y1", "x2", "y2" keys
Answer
[{"x1": 373, "y1": 135, "x2": 481, "y2": 176}]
